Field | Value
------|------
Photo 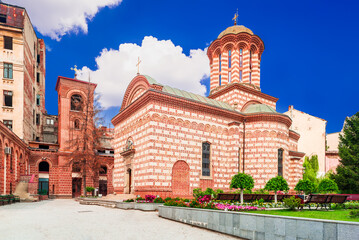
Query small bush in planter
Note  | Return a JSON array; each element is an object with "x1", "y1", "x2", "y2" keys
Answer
[
  {"x1": 283, "y1": 196, "x2": 303, "y2": 210},
  {"x1": 154, "y1": 197, "x2": 164, "y2": 203},
  {"x1": 164, "y1": 197, "x2": 172, "y2": 202},
  {"x1": 124, "y1": 199, "x2": 134, "y2": 202},
  {"x1": 136, "y1": 196, "x2": 144, "y2": 201},
  {"x1": 86, "y1": 187, "x2": 95, "y2": 193}
]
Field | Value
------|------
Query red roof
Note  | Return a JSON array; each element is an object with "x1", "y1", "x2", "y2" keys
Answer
[{"x1": 55, "y1": 76, "x2": 97, "y2": 91}]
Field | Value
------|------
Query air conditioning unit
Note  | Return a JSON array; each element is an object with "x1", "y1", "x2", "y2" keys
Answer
[{"x1": 4, "y1": 147, "x2": 11, "y2": 155}]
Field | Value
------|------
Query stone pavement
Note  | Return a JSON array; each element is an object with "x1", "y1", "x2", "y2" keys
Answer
[{"x1": 0, "y1": 199, "x2": 239, "y2": 240}]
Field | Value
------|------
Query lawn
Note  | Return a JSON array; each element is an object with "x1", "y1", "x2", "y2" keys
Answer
[{"x1": 248, "y1": 209, "x2": 359, "y2": 222}]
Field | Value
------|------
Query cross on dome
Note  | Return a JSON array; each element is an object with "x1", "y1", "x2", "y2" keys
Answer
[{"x1": 232, "y1": 9, "x2": 239, "y2": 25}]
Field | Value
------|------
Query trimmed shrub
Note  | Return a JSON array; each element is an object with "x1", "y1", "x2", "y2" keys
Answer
[
  {"x1": 295, "y1": 179, "x2": 316, "y2": 194},
  {"x1": 318, "y1": 179, "x2": 338, "y2": 193},
  {"x1": 283, "y1": 196, "x2": 302, "y2": 210}
]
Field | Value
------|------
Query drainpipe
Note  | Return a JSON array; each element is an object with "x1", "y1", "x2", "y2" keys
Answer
[{"x1": 242, "y1": 119, "x2": 246, "y2": 173}]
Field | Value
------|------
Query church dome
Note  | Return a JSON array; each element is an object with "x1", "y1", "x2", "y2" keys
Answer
[
  {"x1": 218, "y1": 25, "x2": 253, "y2": 39},
  {"x1": 243, "y1": 104, "x2": 277, "y2": 114}
]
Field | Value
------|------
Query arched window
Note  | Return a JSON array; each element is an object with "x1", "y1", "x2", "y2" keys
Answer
[
  {"x1": 278, "y1": 149, "x2": 283, "y2": 176},
  {"x1": 228, "y1": 50, "x2": 232, "y2": 83},
  {"x1": 10, "y1": 147, "x2": 13, "y2": 170},
  {"x1": 39, "y1": 161, "x2": 49, "y2": 172},
  {"x1": 71, "y1": 94, "x2": 83, "y2": 111},
  {"x1": 239, "y1": 49, "x2": 243, "y2": 67},
  {"x1": 72, "y1": 163, "x2": 81, "y2": 173},
  {"x1": 74, "y1": 119, "x2": 80, "y2": 129},
  {"x1": 202, "y1": 142, "x2": 211, "y2": 176},
  {"x1": 219, "y1": 54, "x2": 222, "y2": 85}
]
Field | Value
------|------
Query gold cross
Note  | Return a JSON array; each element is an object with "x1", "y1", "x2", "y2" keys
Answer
[
  {"x1": 232, "y1": 9, "x2": 239, "y2": 25},
  {"x1": 71, "y1": 65, "x2": 79, "y2": 78},
  {"x1": 136, "y1": 57, "x2": 141, "y2": 75}
]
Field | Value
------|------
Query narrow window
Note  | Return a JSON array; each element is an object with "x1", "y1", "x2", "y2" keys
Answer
[
  {"x1": 36, "y1": 94, "x2": 41, "y2": 106},
  {"x1": 278, "y1": 149, "x2": 283, "y2": 176},
  {"x1": 4, "y1": 36, "x2": 12, "y2": 50},
  {"x1": 10, "y1": 149, "x2": 13, "y2": 170},
  {"x1": 71, "y1": 94, "x2": 83, "y2": 111},
  {"x1": 239, "y1": 49, "x2": 243, "y2": 67},
  {"x1": 250, "y1": 50, "x2": 252, "y2": 69},
  {"x1": 240, "y1": 70, "x2": 242, "y2": 81},
  {"x1": 36, "y1": 72, "x2": 40, "y2": 83},
  {"x1": 36, "y1": 114, "x2": 40, "y2": 125},
  {"x1": 219, "y1": 74, "x2": 221, "y2": 86},
  {"x1": 0, "y1": 14, "x2": 6, "y2": 23},
  {"x1": 219, "y1": 54, "x2": 221, "y2": 72},
  {"x1": 74, "y1": 119, "x2": 80, "y2": 129},
  {"x1": 47, "y1": 118, "x2": 54, "y2": 125},
  {"x1": 202, "y1": 142, "x2": 211, "y2": 176},
  {"x1": 37, "y1": 54, "x2": 40, "y2": 64},
  {"x1": 4, "y1": 90, "x2": 13, "y2": 107},
  {"x1": 3, "y1": 63, "x2": 13, "y2": 79},
  {"x1": 3, "y1": 120, "x2": 13, "y2": 130},
  {"x1": 249, "y1": 72, "x2": 252, "y2": 83},
  {"x1": 33, "y1": 110, "x2": 35, "y2": 124},
  {"x1": 228, "y1": 50, "x2": 231, "y2": 68},
  {"x1": 228, "y1": 72, "x2": 231, "y2": 83}
]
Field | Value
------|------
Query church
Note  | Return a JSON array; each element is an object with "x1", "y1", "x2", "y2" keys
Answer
[{"x1": 111, "y1": 21, "x2": 305, "y2": 198}]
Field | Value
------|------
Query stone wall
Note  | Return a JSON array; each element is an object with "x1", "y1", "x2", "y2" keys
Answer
[{"x1": 159, "y1": 206, "x2": 359, "y2": 240}]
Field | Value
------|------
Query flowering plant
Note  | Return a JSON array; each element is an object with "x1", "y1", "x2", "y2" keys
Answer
[
  {"x1": 198, "y1": 195, "x2": 211, "y2": 203},
  {"x1": 215, "y1": 203, "x2": 264, "y2": 211},
  {"x1": 145, "y1": 195, "x2": 156, "y2": 203}
]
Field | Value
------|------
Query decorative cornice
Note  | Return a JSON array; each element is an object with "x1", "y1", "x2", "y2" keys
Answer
[
  {"x1": 120, "y1": 149, "x2": 135, "y2": 157},
  {"x1": 112, "y1": 89, "x2": 292, "y2": 128},
  {"x1": 289, "y1": 150, "x2": 305, "y2": 158},
  {"x1": 208, "y1": 83, "x2": 278, "y2": 103},
  {"x1": 289, "y1": 130, "x2": 300, "y2": 141}
]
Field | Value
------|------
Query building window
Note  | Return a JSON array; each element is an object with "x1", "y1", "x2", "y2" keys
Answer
[
  {"x1": 71, "y1": 94, "x2": 83, "y2": 111},
  {"x1": 278, "y1": 149, "x2": 283, "y2": 176},
  {"x1": 202, "y1": 142, "x2": 211, "y2": 177},
  {"x1": 3, "y1": 120, "x2": 12, "y2": 130},
  {"x1": 33, "y1": 110, "x2": 35, "y2": 124},
  {"x1": 36, "y1": 94, "x2": 41, "y2": 106},
  {"x1": 228, "y1": 71, "x2": 231, "y2": 83},
  {"x1": 219, "y1": 54, "x2": 221, "y2": 72},
  {"x1": 3, "y1": 63, "x2": 13, "y2": 79},
  {"x1": 4, "y1": 36, "x2": 12, "y2": 50},
  {"x1": 228, "y1": 50, "x2": 231, "y2": 68},
  {"x1": 3, "y1": 90, "x2": 13, "y2": 107},
  {"x1": 74, "y1": 119, "x2": 80, "y2": 129},
  {"x1": 99, "y1": 166, "x2": 107, "y2": 175},
  {"x1": 249, "y1": 72, "x2": 252, "y2": 83},
  {"x1": 219, "y1": 74, "x2": 221, "y2": 86},
  {"x1": 36, "y1": 114, "x2": 40, "y2": 125},
  {"x1": 239, "y1": 49, "x2": 243, "y2": 67},
  {"x1": 250, "y1": 50, "x2": 252, "y2": 69},
  {"x1": 37, "y1": 54, "x2": 40, "y2": 64},
  {"x1": 46, "y1": 118, "x2": 54, "y2": 125},
  {"x1": 36, "y1": 72, "x2": 40, "y2": 83},
  {"x1": 0, "y1": 14, "x2": 6, "y2": 23},
  {"x1": 240, "y1": 70, "x2": 242, "y2": 81}
]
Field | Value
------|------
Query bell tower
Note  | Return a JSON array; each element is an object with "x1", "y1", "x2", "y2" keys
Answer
[{"x1": 207, "y1": 20, "x2": 264, "y2": 93}]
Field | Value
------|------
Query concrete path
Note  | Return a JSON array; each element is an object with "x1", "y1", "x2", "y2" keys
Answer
[{"x1": 0, "y1": 199, "x2": 238, "y2": 240}]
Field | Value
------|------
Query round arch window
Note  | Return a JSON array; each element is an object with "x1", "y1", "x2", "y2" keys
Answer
[{"x1": 39, "y1": 161, "x2": 49, "y2": 172}]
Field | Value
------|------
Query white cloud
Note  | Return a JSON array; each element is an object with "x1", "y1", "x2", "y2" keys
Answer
[
  {"x1": 10, "y1": 0, "x2": 122, "y2": 40},
  {"x1": 77, "y1": 36, "x2": 210, "y2": 109}
]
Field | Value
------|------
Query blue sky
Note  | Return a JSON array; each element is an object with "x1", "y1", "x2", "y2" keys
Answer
[{"x1": 10, "y1": 0, "x2": 359, "y2": 133}]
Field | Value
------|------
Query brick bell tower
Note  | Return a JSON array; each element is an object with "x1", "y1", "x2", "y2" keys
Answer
[{"x1": 207, "y1": 17, "x2": 265, "y2": 94}]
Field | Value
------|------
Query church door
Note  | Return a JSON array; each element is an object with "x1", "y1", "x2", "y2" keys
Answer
[
  {"x1": 172, "y1": 160, "x2": 190, "y2": 197},
  {"x1": 72, "y1": 178, "x2": 82, "y2": 198},
  {"x1": 99, "y1": 180, "x2": 107, "y2": 196}
]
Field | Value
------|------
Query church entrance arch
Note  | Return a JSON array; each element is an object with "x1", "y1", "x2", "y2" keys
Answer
[
  {"x1": 38, "y1": 161, "x2": 50, "y2": 195},
  {"x1": 172, "y1": 160, "x2": 190, "y2": 197}
]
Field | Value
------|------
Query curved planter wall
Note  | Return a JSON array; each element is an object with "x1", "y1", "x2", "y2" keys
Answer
[{"x1": 158, "y1": 206, "x2": 359, "y2": 240}]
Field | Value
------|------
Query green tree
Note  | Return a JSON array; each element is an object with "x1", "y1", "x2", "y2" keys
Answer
[
  {"x1": 318, "y1": 179, "x2": 338, "y2": 193},
  {"x1": 230, "y1": 173, "x2": 254, "y2": 204},
  {"x1": 331, "y1": 113, "x2": 359, "y2": 193},
  {"x1": 303, "y1": 155, "x2": 319, "y2": 183},
  {"x1": 294, "y1": 179, "x2": 316, "y2": 195},
  {"x1": 264, "y1": 176, "x2": 289, "y2": 203}
]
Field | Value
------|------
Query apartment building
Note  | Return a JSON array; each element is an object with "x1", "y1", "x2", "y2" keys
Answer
[{"x1": 0, "y1": 3, "x2": 46, "y2": 142}]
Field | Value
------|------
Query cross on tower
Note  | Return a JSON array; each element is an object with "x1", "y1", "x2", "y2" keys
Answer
[
  {"x1": 71, "y1": 65, "x2": 79, "y2": 79},
  {"x1": 136, "y1": 57, "x2": 141, "y2": 75},
  {"x1": 233, "y1": 9, "x2": 239, "y2": 25}
]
